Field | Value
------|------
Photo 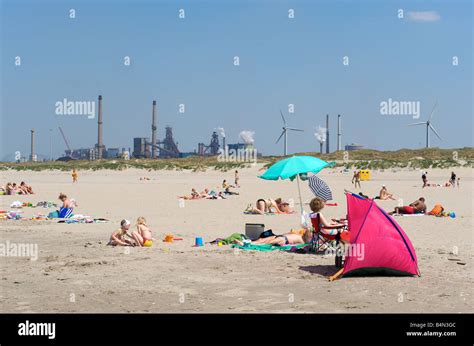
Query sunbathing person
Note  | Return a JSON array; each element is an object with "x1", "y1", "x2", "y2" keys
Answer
[
  {"x1": 108, "y1": 219, "x2": 134, "y2": 246},
  {"x1": 377, "y1": 185, "x2": 395, "y2": 200},
  {"x1": 309, "y1": 197, "x2": 347, "y2": 236},
  {"x1": 5, "y1": 183, "x2": 14, "y2": 195},
  {"x1": 178, "y1": 188, "x2": 201, "y2": 200},
  {"x1": 131, "y1": 217, "x2": 153, "y2": 247},
  {"x1": 19, "y1": 181, "x2": 34, "y2": 194},
  {"x1": 246, "y1": 198, "x2": 290, "y2": 214},
  {"x1": 389, "y1": 197, "x2": 426, "y2": 215},
  {"x1": 199, "y1": 188, "x2": 210, "y2": 198},
  {"x1": 234, "y1": 229, "x2": 313, "y2": 247}
]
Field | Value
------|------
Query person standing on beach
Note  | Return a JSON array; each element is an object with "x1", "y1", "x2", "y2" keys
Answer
[
  {"x1": 422, "y1": 172, "x2": 428, "y2": 188},
  {"x1": 234, "y1": 170, "x2": 240, "y2": 187},
  {"x1": 72, "y1": 169, "x2": 78, "y2": 183},
  {"x1": 450, "y1": 172, "x2": 456, "y2": 188},
  {"x1": 353, "y1": 170, "x2": 361, "y2": 189}
]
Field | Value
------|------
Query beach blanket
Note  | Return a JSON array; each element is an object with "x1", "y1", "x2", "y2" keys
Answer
[
  {"x1": 231, "y1": 243, "x2": 309, "y2": 252},
  {"x1": 57, "y1": 218, "x2": 109, "y2": 224},
  {"x1": 243, "y1": 211, "x2": 295, "y2": 215}
]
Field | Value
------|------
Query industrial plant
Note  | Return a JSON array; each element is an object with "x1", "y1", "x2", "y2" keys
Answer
[{"x1": 24, "y1": 95, "x2": 360, "y2": 162}]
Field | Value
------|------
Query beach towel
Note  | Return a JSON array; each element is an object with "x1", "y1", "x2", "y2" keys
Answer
[
  {"x1": 231, "y1": 243, "x2": 309, "y2": 252},
  {"x1": 58, "y1": 207, "x2": 73, "y2": 218}
]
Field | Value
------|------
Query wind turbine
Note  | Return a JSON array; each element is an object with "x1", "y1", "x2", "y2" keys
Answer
[
  {"x1": 276, "y1": 110, "x2": 303, "y2": 156},
  {"x1": 408, "y1": 102, "x2": 442, "y2": 148}
]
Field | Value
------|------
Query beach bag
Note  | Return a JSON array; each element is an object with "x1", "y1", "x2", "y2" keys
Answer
[
  {"x1": 427, "y1": 204, "x2": 444, "y2": 216},
  {"x1": 48, "y1": 211, "x2": 59, "y2": 218}
]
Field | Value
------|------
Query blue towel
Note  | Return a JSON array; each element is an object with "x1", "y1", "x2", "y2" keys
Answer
[{"x1": 58, "y1": 207, "x2": 73, "y2": 218}]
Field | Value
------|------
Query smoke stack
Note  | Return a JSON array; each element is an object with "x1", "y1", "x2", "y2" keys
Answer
[
  {"x1": 337, "y1": 114, "x2": 341, "y2": 151},
  {"x1": 319, "y1": 142, "x2": 323, "y2": 154},
  {"x1": 151, "y1": 100, "x2": 157, "y2": 158},
  {"x1": 97, "y1": 95, "x2": 104, "y2": 159},
  {"x1": 222, "y1": 137, "x2": 226, "y2": 153},
  {"x1": 30, "y1": 129, "x2": 35, "y2": 162},
  {"x1": 326, "y1": 114, "x2": 330, "y2": 154}
]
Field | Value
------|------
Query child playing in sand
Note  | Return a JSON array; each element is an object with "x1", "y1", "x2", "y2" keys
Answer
[
  {"x1": 131, "y1": 217, "x2": 153, "y2": 247},
  {"x1": 72, "y1": 169, "x2": 78, "y2": 183},
  {"x1": 108, "y1": 219, "x2": 133, "y2": 246}
]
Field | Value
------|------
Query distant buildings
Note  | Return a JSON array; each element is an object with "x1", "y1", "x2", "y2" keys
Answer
[{"x1": 345, "y1": 143, "x2": 365, "y2": 151}]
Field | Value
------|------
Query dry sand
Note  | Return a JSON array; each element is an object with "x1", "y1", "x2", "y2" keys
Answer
[{"x1": 0, "y1": 166, "x2": 472, "y2": 313}]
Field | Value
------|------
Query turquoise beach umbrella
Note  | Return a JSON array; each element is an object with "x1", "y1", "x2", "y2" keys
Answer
[{"x1": 259, "y1": 156, "x2": 335, "y2": 213}]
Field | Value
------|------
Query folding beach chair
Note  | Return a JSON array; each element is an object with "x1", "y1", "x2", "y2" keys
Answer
[{"x1": 310, "y1": 213, "x2": 349, "y2": 268}]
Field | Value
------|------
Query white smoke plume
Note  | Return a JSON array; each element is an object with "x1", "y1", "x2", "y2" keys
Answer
[
  {"x1": 314, "y1": 126, "x2": 327, "y2": 143},
  {"x1": 217, "y1": 127, "x2": 226, "y2": 138},
  {"x1": 239, "y1": 130, "x2": 255, "y2": 144}
]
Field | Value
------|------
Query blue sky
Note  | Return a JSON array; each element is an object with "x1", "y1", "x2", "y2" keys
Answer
[{"x1": 1, "y1": 0, "x2": 472, "y2": 160}]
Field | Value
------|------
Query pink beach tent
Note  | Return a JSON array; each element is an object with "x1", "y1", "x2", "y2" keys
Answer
[{"x1": 343, "y1": 193, "x2": 420, "y2": 277}]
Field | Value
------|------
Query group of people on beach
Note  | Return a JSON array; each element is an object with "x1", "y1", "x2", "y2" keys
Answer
[
  {"x1": 422, "y1": 171, "x2": 460, "y2": 188},
  {"x1": 237, "y1": 196, "x2": 348, "y2": 247},
  {"x1": 108, "y1": 217, "x2": 153, "y2": 247},
  {"x1": 2, "y1": 181, "x2": 35, "y2": 195},
  {"x1": 245, "y1": 198, "x2": 293, "y2": 214},
  {"x1": 178, "y1": 171, "x2": 241, "y2": 200}
]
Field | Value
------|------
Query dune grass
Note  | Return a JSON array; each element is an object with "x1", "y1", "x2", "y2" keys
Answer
[{"x1": 0, "y1": 148, "x2": 472, "y2": 172}]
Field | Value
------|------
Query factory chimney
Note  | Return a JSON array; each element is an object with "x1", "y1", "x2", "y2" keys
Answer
[
  {"x1": 96, "y1": 95, "x2": 104, "y2": 159},
  {"x1": 337, "y1": 114, "x2": 341, "y2": 151},
  {"x1": 151, "y1": 100, "x2": 157, "y2": 158},
  {"x1": 326, "y1": 114, "x2": 330, "y2": 154},
  {"x1": 30, "y1": 129, "x2": 36, "y2": 162}
]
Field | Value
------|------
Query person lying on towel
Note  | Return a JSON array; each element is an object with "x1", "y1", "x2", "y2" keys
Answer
[
  {"x1": 389, "y1": 197, "x2": 426, "y2": 215},
  {"x1": 233, "y1": 229, "x2": 313, "y2": 247}
]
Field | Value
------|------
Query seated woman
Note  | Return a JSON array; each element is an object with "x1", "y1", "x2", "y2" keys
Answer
[
  {"x1": 11, "y1": 183, "x2": 19, "y2": 195},
  {"x1": 246, "y1": 198, "x2": 291, "y2": 214},
  {"x1": 5, "y1": 183, "x2": 14, "y2": 195},
  {"x1": 178, "y1": 188, "x2": 201, "y2": 200},
  {"x1": 376, "y1": 185, "x2": 395, "y2": 200},
  {"x1": 389, "y1": 197, "x2": 426, "y2": 215},
  {"x1": 309, "y1": 197, "x2": 347, "y2": 236},
  {"x1": 19, "y1": 181, "x2": 34, "y2": 195},
  {"x1": 58, "y1": 193, "x2": 75, "y2": 218},
  {"x1": 234, "y1": 229, "x2": 313, "y2": 247}
]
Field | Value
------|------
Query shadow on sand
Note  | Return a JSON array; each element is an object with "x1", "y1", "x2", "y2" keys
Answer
[{"x1": 299, "y1": 265, "x2": 340, "y2": 277}]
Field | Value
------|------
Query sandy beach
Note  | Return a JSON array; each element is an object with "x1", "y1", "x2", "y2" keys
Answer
[{"x1": 0, "y1": 166, "x2": 472, "y2": 313}]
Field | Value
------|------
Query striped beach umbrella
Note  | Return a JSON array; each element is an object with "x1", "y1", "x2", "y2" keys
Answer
[{"x1": 308, "y1": 175, "x2": 333, "y2": 201}]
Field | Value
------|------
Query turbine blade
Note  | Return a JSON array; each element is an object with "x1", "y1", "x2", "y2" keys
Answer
[
  {"x1": 408, "y1": 122, "x2": 426, "y2": 126},
  {"x1": 429, "y1": 124, "x2": 442, "y2": 141},
  {"x1": 276, "y1": 130, "x2": 285, "y2": 144},
  {"x1": 280, "y1": 109, "x2": 286, "y2": 124},
  {"x1": 287, "y1": 128, "x2": 304, "y2": 132},
  {"x1": 428, "y1": 101, "x2": 438, "y2": 122}
]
